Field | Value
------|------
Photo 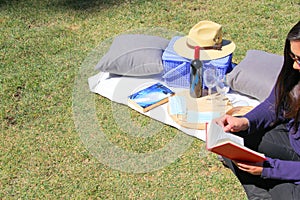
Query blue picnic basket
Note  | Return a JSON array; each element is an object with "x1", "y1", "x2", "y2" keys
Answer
[
  {"x1": 162, "y1": 36, "x2": 191, "y2": 88},
  {"x1": 162, "y1": 36, "x2": 233, "y2": 88}
]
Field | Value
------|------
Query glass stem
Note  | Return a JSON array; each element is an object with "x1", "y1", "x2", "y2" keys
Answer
[{"x1": 208, "y1": 87, "x2": 212, "y2": 96}]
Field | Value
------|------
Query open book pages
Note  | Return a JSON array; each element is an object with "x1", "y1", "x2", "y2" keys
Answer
[
  {"x1": 206, "y1": 122, "x2": 244, "y2": 148},
  {"x1": 206, "y1": 122, "x2": 266, "y2": 162}
]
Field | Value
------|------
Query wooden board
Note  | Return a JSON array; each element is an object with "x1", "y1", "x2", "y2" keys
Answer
[
  {"x1": 226, "y1": 106, "x2": 254, "y2": 117},
  {"x1": 168, "y1": 91, "x2": 253, "y2": 130}
]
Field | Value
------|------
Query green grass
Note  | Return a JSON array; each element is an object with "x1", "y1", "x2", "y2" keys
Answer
[{"x1": 1, "y1": 0, "x2": 299, "y2": 199}]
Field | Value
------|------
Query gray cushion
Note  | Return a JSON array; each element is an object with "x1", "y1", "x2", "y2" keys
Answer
[
  {"x1": 226, "y1": 50, "x2": 283, "y2": 101},
  {"x1": 95, "y1": 34, "x2": 169, "y2": 76}
]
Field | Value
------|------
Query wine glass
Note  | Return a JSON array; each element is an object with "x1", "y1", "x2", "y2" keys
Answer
[
  {"x1": 203, "y1": 68, "x2": 217, "y2": 99},
  {"x1": 216, "y1": 73, "x2": 230, "y2": 97}
]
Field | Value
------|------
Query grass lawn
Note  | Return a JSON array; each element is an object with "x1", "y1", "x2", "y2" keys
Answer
[{"x1": 1, "y1": 0, "x2": 299, "y2": 199}]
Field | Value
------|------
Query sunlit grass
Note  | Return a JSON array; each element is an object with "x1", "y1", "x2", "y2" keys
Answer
[{"x1": 1, "y1": 0, "x2": 299, "y2": 199}]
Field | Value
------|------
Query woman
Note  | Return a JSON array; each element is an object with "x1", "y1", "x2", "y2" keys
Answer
[{"x1": 215, "y1": 21, "x2": 300, "y2": 200}]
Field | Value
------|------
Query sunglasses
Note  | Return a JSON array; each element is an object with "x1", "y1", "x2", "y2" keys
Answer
[{"x1": 289, "y1": 52, "x2": 300, "y2": 65}]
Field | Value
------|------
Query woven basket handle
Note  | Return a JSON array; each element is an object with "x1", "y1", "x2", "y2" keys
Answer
[{"x1": 162, "y1": 62, "x2": 188, "y2": 79}]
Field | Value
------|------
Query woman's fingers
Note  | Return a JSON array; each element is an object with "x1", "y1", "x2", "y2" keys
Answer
[{"x1": 233, "y1": 161, "x2": 263, "y2": 175}]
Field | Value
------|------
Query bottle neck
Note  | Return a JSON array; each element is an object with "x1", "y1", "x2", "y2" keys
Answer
[{"x1": 194, "y1": 46, "x2": 200, "y2": 60}]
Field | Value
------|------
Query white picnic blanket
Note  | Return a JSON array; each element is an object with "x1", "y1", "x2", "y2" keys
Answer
[{"x1": 88, "y1": 71, "x2": 260, "y2": 141}]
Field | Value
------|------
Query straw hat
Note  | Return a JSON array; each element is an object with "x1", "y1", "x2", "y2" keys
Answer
[{"x1": 173, "y1": 20, "x2": 236, "y2": 60}]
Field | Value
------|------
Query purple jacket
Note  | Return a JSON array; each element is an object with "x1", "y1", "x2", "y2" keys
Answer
[{"x1": 244, "y1": 89, "x2": 300, "y2": 183}]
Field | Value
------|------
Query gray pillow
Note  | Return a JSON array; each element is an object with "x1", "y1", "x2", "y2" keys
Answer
[
  {"x1": 95, "y1": 34, "x2": 169, "y2": 76},
  {"x1": 226, "y1": 50, "x2": 283, "y2": 101}
]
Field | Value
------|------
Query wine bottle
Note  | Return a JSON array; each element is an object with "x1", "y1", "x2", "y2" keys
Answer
[{"x1": 190, "y1": 46, "x2": 203, "y2": 98}]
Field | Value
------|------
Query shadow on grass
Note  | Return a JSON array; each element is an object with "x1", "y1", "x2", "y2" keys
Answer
[
  {"x1": 56, "y1": 0, "x2": 123, "y2": 10},
  {"x1": 0, "y1": 0, "x2": 129, "y2": 11}
]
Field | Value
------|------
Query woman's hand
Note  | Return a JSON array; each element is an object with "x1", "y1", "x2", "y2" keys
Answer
[
  {"x1": 214, "y1": 114, "x2": 250, "y2": 132},
  {"x1": 233, "y1": 161, "x2": 264, "y2": 176}
]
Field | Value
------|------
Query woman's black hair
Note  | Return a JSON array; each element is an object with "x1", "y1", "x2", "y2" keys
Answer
[{"x1": 275, "y1": 21, "x2": 300, "y2": 129}]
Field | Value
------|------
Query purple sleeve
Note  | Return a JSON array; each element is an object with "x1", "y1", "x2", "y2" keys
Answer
[
  {"x1": 244, "y1": 88, "x2": 283, "y2": 134},
  {"x1": 262, "y1": 157, "x2": 300, "y2": 182}
]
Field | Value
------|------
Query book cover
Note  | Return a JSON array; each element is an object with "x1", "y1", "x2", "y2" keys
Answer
[
  {"x1": 206, "y1": 122, "x2": 266, "y2": 163},
  {"x1": 128, "y1": 82, "x2": 175, "y2": 113}
]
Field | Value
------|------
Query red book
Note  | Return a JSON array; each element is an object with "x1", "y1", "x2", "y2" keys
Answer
[{"x1": 206, "y1": 123, "x2": 266, "y2": 163}]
